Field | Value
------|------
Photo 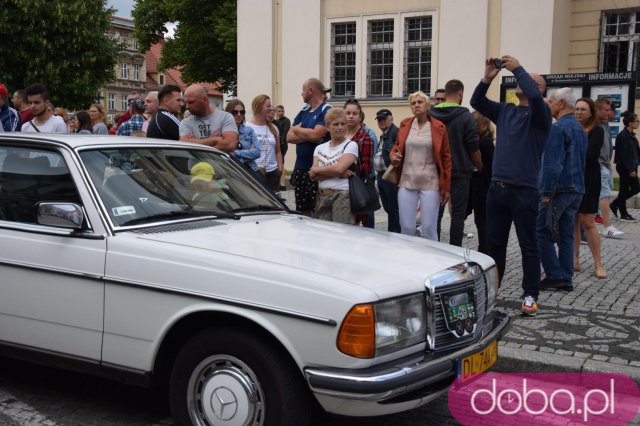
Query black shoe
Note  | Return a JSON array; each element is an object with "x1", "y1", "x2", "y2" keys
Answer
[
  {"x1": 610, "y1": 202, "x2": 618, "y2": 218},
  {"x1": 620, "y1": 213, "x2": 637, "y2": 222},
  {"x1": 540, "y1": 278, "x2": 572, "y2": 291},
  {"x1": 540, "y1": 277, "x2": 564, "y2": 289}
]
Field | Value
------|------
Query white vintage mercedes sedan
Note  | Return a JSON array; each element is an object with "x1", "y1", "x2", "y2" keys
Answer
[{"x1": 0, "y1": 134, "x2": 510, "y2": 426}]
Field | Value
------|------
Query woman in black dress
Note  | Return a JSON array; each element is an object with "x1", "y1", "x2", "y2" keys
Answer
[
  {"x1": 468, "y1": 111, "x2": 494, "y2": 254},
  {"x1": 574, "y1": 98, "x2": 606, "y2": 279}
]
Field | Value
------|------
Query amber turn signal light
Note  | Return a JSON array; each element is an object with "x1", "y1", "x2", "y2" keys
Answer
[{"x1": 337, "y1": 304, "x2": 375, "y2": 358}]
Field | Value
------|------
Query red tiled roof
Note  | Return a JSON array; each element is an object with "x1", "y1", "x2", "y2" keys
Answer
[{"x1": 145, "y1": 40, "x2": 222, "y2": 97}]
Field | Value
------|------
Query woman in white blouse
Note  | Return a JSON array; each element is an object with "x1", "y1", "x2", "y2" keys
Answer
[
  {"x1": 246, "y1": 95, "x2": 284, "y2": 192},
  {"x1": 310, "y1": 108, "x2": 358, "y2": 223}
]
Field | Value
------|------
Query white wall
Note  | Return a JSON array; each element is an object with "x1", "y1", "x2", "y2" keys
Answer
[
  {"x1": 281, "y1": 0, "x2": 322, "y2": 118},
  {"x1": 437, "y1": 0, "x2": 489, "y2": 107},
  {"x1": 237, "y1": 0, "x2": 274, "y2": 114},
  {"x1": 500, "y1": 0, "x2": 557, "y2": 74}
]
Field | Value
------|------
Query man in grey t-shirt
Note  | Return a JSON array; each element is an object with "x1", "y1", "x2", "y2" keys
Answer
[{"x1": 179, "y1": 85, "x2": 237, "y2": 153}]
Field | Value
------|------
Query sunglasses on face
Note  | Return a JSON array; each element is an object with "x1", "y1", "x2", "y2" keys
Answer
[{"x1": 232, "y1": 110, "x2": 246, "y2": 116}]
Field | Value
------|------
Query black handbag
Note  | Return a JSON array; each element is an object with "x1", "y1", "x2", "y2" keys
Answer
[{"x1": 348, "y1": 162, "x2": 381, "y2": 214}]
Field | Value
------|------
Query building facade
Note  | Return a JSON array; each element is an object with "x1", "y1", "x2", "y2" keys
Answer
[
  {"x1": 238, "y1": 0, "x2": 640, "y2": 169},
  {"x1": 103, "y1": 17, "x2": 147, "y2": 124}
]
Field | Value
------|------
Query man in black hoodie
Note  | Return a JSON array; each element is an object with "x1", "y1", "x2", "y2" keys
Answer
[{"x1": 429, "y1": 79, "x2": 482, "y2": 246}]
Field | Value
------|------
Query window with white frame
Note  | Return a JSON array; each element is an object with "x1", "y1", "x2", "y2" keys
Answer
[
  {"x1": 108, "y1": 93, "x2": 115, "y2": 110},
  {"x1": 121, "y1": 63, "x2": 129, "y2": 80},
  {"x1": 331, "y1": 22, "x2": 356, "y2": 97},
  {"x1": 367, "y1": 19, "x2": 394, "y2": 97},
  {"x1": 159, "y1": 73, "x2": 165, "y2": 86},
  {"x1": 600, "y1": 10, "x2": 640, "y2": 91},
  {"x1": 121, "y1": 95, "x2": 128, "y2": 111},
  {"x1": 134, "y1": 64, "x2": 140, "y2": 81},
  {"x1": 133, "y1": 39, "x2": 139, "y2": 51},
  {"x1": 327, "y1": 12, "x2": 435, "y2": 100},
  {"x1": 404, "y1": 16, "x2": 432, "y2": 96}
]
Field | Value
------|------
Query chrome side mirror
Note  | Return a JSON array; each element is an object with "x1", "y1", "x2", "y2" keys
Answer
[{"x1": 36, "y1": 202, "x2": 84, "y2": 229}]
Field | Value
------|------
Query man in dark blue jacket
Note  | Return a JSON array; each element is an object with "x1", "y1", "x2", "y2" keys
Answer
[
  {"x1": 471, "y1": 55, "x2": 552, "y2": 317},
  {"x1": 537, "y1": 88, "x2": 587, "y2": 292}
]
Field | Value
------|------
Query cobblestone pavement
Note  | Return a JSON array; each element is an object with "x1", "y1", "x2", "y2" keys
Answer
[
  {"x1": 496, "y1": 208, "x2": 640, "y2": 381},
  {"x1": 279, "y1": 189, "x2": 640, "y2": 382}
]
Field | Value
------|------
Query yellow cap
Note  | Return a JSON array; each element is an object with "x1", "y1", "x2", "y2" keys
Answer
[{"x1": 190, "y1": 162, "x2": 215, "y2": 183}]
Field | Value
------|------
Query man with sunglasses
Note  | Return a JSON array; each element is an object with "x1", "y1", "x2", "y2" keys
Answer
[
  {"x1": 147, "y1": 85, "x2": 182, "y2": 141},
  {"x1": 432, "y1": 89, "x2": 446, "y2": 106},
  {"x1": 374, "y1": 109, "x2": 400, "y2": 232}
]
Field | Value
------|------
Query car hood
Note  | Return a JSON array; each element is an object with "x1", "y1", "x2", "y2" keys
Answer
[{"x1": 130, "y1": 214, "x2": 493, "y2": 299}]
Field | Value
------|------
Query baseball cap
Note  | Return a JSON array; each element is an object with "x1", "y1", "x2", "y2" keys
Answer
[
  {"x1": 0, "y1": 84, "x2": 8, "y2": 97},
  {"x1": 375, "y1": 109, "x2": 392, "y2": 119},
  {"x1": 129, "y1": 97, "x2": 145, "y2": 112},
  {"x1": 190, "y1": 162, "x2": 216, "y2": 183}
]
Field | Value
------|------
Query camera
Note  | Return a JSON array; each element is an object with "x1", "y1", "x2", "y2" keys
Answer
[{"x1": 493, "y1": 58, "x2": 505, "y2": 69}]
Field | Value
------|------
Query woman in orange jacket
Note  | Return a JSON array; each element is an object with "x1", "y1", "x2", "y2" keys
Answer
[{"x1": 390, "y1": 91, "x2": 451, "y2": 240}]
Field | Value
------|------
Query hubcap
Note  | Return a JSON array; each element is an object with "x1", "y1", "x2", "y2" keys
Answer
[{"x1": 188, "y1": 355, "x2": 265, "y2": 426}]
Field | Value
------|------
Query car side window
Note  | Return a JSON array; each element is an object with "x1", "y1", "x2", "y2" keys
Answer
[{"x1": 0, "y1": 147, "x2": 81, "y2": 224}]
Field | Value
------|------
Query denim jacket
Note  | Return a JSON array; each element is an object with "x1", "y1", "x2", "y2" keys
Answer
[
  {"x1": 538, "y1": 113, "x2": 587, "y2": 196},
  {"x1": 235, "y1": 123, "x2": 261, "y2": 171}
]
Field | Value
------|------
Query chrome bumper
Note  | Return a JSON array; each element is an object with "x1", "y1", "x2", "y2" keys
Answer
[{"x1": 305, "y1": 311, "x2": 511, "y2": 403}]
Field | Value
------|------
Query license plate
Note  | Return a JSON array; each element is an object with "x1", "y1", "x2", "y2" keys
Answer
[{"x1": 458, "y1": 340, "x2": 498, "y2": 382}]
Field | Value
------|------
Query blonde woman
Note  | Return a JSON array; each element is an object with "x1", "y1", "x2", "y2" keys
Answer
[
  {"x1": 246, "y1": 95, "x2": 284, "y2": 192},
  {"x1": 390, "y1": 91, "x2": 451, "y2": 240},
  {"x1": 88, "y1": 103, "x2": 109, "y2": 135},
  {"x1": 310, "y1": 108, "x2": 358, "y2": 223}
]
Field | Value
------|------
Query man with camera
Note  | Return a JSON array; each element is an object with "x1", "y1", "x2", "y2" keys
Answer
[{"x1": 470, "y1": 55, "x2": 552, "y2": 317}]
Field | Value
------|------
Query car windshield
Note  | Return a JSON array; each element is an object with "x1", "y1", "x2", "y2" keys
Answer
[{"x1": 79, "y1": 147, "x2": 283, "y2": 227}]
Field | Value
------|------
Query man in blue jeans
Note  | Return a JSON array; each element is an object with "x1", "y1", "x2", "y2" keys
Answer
[
  {"x1": 374, "y1": 109, "x2": 400, "y2": 233},
  {"x1": 537, "y1": 88, "x2": 587, "y2": 292},
  {"x1": 471, "y1": 55, "x2": 552, "y2": 317}
]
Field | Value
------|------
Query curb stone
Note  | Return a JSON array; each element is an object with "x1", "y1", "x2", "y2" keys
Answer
[{"x1": 497, "y1": 345, "x2": 640, "y2": 386}]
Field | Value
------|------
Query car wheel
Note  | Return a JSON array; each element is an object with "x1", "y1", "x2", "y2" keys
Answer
[{"x1": 169, "y1": 327, "x2": 311, "y2": 426}]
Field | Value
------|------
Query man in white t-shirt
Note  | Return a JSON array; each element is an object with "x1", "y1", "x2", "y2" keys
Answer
[
  {"x1": 20, "y1": 83, "x2": 67, "y2": 133},
  {"x1": 179, "y1": 85, "x2": 237, "y2": 153}
]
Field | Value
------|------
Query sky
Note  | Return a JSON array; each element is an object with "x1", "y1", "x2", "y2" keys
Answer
[
  {"x1": 108, "y1": 0, "x2": 134, "y2": 19},
  {"x1": 107, "y1": 0, "x2": 176, "y2": 36}
]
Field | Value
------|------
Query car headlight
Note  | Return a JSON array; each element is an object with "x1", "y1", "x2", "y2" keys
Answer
[
  {"x1": 485, "y1": 265, "x2": 499, "y2": 311},
  {"x1": 337, "y1": 294, "x2": 426, "y2": 358}
]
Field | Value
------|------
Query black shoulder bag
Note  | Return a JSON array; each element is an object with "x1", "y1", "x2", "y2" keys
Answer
[{"x1": 348, "y1": 142, "x2": 381, "y2": 214}]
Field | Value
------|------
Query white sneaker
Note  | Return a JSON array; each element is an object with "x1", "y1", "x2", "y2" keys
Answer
[{"x1": 601, "y1": 226, "x2": 624, "y2": 239}]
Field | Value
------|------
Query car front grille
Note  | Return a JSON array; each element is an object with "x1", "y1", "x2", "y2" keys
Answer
[{"x1": 425, "y1": 264, "x2": 487, "y2": 352}]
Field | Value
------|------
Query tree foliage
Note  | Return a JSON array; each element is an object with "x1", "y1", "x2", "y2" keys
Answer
[
  {"x1": 133, "y1": 0, "x2": 237, "y2": 94},
  {"x1": 0, "y1": 0, "x2": 122, "y2": 110}
]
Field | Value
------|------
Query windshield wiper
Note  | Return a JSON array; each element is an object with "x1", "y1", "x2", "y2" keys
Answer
[
  {"x1": 119, "y1": 210, "x2": 240, "y2": 226},
  {"x1": 230, "y1": 205, "x2": 286, "y2": 213}
]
